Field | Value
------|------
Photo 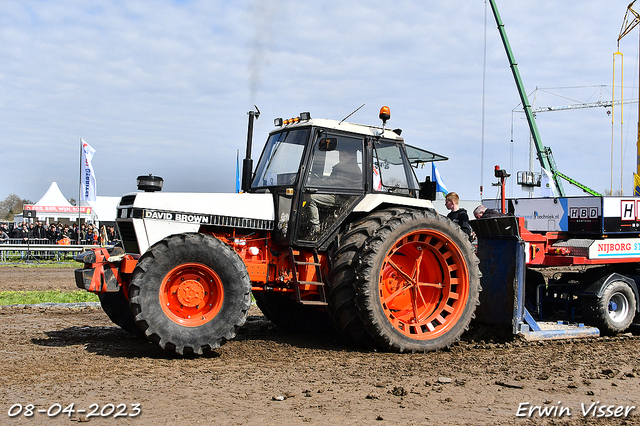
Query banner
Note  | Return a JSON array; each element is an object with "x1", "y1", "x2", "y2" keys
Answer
[
  {"x1": 432, "y1": 163, "x2": 449, "y2": 195},
  {"x1": 81, "y1": 139, "x2": 97, "y2": 201},
  {"x1": 634, "y1": 173, "x2": 640, "y2": 196},
  {"x1": 24, "y1": 204, "x2": 91, "y2": 214}
]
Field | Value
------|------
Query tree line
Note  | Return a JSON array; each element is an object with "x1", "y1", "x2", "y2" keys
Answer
[{"x1": 0, "y1": 194, "x2": 33, "y2": 222}]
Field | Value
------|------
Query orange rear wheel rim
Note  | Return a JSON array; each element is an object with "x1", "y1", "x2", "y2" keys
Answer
[
  {"x1": 378, "y1": 229, "x2": 469, "y2": 340},
  {"x1": 159, "y1": 263, "x2": 224, "y2": 327}
]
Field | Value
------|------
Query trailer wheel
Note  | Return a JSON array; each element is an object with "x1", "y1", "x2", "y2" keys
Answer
[
  {"x1": 329, "y1": 208, "x2": 481, "y2": 352},
  {"x1": 582, "y1": 280, "x2": 637, "y2": 335},
  {"x1": 129, "y1": 233, "x2": 251, "y2": 355},
  {"x1": 98, "y1": 286, "x2": 142, "y2": 335}
]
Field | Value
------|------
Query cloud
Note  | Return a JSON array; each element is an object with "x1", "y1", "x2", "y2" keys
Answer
[{"x1": 0, "y1": 0, "x2": 636, "y2": 206}]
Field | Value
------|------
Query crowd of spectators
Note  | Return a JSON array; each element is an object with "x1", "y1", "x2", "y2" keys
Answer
[{"x1": 0, "y1": 222, "x2": 118, "y2": 245}]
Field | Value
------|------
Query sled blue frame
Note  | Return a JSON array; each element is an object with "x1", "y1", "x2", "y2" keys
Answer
[{"x1": 471, "y1": 216, "x2": 600, "y2": 340}]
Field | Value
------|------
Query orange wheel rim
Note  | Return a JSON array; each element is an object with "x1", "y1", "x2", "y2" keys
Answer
[
  {"x1": 159, "y1": 263, "x2": 224, "y2": 327},
  {"x1": 378, "y1": 229, "x2": 469, "y2": 340}
]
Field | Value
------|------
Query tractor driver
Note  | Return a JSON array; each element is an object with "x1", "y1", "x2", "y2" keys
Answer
[{"x1": 307, "y1": 149, "x2": 361, "y2": 236}]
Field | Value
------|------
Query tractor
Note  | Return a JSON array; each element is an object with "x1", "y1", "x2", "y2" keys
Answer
[{"x1": 75, "y1": 106, "x2": 481, "y2": 355}]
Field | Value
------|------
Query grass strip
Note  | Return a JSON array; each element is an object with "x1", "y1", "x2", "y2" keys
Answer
[
  {"x1": 0, "y1": 261, "x2": 78, "y2": 269},
  {"x1": 0, "y1": 290, "x2": 99, "y2": 305}
]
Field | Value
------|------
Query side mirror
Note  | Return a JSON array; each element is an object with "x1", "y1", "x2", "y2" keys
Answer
[{"x1": 318, "y1": 138, "x2": 337, "y2": 151}]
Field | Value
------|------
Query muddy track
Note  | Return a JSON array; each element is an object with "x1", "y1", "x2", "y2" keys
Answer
[{"x1": 1, "y1": 266, "x2": 639, "y2": 425}]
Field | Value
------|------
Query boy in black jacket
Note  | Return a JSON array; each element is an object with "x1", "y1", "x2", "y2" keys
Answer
[{"x1": 444, "y1": 192, "x2": 473, "y2": 241}]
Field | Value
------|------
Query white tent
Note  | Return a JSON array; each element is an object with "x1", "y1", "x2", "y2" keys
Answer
[
  {"x1": 34, "y1": 182, "x2": 73, "y2": 208},
  {"x1": 16, "y1": 182, "x2": 97, "y2": 224}
]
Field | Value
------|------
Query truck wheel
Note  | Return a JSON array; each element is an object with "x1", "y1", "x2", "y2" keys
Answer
[
  {"x1": 582, "y1": 280, "x2": 637, "y2": 335},
  {"x1": 129, "y1": 233, "x2": 251, "y2": 355},
  {"x1": 330, "y1": 208, "x2": 481, "y2": 352},
  {"x1": 98, "y1": 286, "x2": 142, "y2": 335},
  {"x1": 253, "y1": 292, "x2": 334, "y2": 334}
]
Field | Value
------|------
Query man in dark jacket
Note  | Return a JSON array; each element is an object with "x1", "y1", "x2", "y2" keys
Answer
[
  {"x1": 47, "y1": 224, "x2": 60, "y2": 243},
  {"x1": 0, "y1": 225, "x2": 9, "y2": 243},
  {"x1": 32, "y1": 221, "x2": 47, "y2": 239},
  {"x1": 473, "y1": 205, "x2": 507, "y2": 219},
  {"x1": 10, "y1": 223, "x2": 24, "y2": 239}
]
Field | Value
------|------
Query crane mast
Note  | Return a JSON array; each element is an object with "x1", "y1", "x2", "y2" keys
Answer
[
  {"x1": 618, "y1": 0, "x2": 640, "y2": 194},
  {"x1": 488, "y1": 0, "x2": 601, "y2": 197}
]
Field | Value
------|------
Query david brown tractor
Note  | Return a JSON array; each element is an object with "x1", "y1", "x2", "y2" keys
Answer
[{"x1": 75, "y1": 107, "x2": 481, "y2": 355}]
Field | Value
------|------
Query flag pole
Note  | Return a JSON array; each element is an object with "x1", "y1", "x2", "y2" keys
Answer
[{"x1": 78, "y1": 137, "x2": 82, "y2": 244}]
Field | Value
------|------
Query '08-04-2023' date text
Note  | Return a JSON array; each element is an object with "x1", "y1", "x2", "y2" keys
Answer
[{"x1": 8, "y1": 403, "x2": 141, "y2": 419}]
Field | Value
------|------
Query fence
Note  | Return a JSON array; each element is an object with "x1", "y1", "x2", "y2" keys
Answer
[{"x1": 0, "y1": 239, "x2": 105, "y2": 262}]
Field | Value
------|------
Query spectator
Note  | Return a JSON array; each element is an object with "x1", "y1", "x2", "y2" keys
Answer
[
  {"x1": 79, "y1": 224, "x2": 87, "y2": 242},
  {"x1": 10, "y1": 223, "x2": 24, "y2": 239},
  {"x1": 1, "y1": 224, "x2": 9, "y2": 240},
  {"x1": 444, "y1": 192, "x2": 473, "y2": 241},
  {"x1": 47, "y1": 224, "x2": 60, "y2": 243},
  {"x1": 71, "y1": 224, "x2": 79, "y2": 243},
  {"x1": 0, "y1": 226, "x2": 9, "y2": 243},
  {"x1": 107, "y1": 226, "x2": 117, "y2": 244},
  {"x1": 32, "y1": 221, "x2": 47, "y2": 240},
  {"x1": 61, "y1": 225, "x2": 73, "y2": 239},
  {"x1": 473, "y1": 205, "x2": 508, "y2": 219},
  {"x1": 85, "y1": 225, "x2": 96, "y2": 244}
]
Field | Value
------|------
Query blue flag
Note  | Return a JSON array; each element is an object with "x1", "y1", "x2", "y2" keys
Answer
[
  {"x1": 236, "y1": 150, "x2": 241, "y2": 193},
  {"x1": 432, "y1": 162, "x2": 449, "y2": 195}
]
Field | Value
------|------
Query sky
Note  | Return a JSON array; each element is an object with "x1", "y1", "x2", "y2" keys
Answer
[{"x1": 1, "y1": 0, "x2": 639, "y2": 206}]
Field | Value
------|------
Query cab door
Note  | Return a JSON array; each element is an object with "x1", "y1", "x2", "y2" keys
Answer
[{"x1": 294, "y1": 132, "x2": 365, "y2": 244}]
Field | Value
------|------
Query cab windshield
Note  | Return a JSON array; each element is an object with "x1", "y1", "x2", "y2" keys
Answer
[{"x1": 251, "y1": 128, "x2": 310, "y2": 188}]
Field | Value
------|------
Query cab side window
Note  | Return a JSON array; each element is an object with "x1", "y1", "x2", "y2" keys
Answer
[{"x1": 373, "y1": 141, "x2": 411, "y2": 194}]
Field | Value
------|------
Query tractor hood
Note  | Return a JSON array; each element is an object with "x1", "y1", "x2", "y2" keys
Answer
[{"x1": 117, "y1": 192, "x2": 275, "y2": 254}]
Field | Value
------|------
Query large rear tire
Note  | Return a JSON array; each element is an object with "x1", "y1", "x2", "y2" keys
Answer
[
  {"x1": 329, "y1": 208, "x2": 481, "y2": 352},
  {"x1": 328, "y1": 209, "x2": 398, "y2": 348},
  {"x1": 98, "y1": 286, "x2": 142, "y2": 335},
  {"x1": 582, "y1": 280, "x2": 637, "y2": 335},
  {"x1": 129, "y1": 233, "x2": 251, "y2": 355}
]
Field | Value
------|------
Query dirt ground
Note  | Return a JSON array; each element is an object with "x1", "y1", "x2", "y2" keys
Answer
[{"x1": 1, "y1": 266, "x2": 640, "y2": 425}]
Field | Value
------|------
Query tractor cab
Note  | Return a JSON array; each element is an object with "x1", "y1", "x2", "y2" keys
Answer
[{"x1": 250, "y1": 108, "x2": 446, "y2": 247}]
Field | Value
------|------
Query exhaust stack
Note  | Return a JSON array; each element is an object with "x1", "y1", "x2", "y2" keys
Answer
[{"x1": 242, "y1": 106, "x2": 260, "y2": 193}]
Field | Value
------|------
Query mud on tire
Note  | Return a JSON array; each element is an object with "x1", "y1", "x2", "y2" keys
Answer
[
  {"x1": 329, "y1": 208, "x2": 481, "y2": 353},
  {"x1": 129, "y1": 233, "x2": 251, "y2": 355}
]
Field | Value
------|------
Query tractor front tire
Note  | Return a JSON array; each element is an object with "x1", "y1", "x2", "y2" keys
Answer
[
  {"x1": 330, "y1": 208, "x2": 481, "y2": 353},
  {"x1": 129, "y1": 233, "x2": 251, "y2": 355},
  {"x1": 582, "y1": 280, "x2": 637, "y2": 335}
]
